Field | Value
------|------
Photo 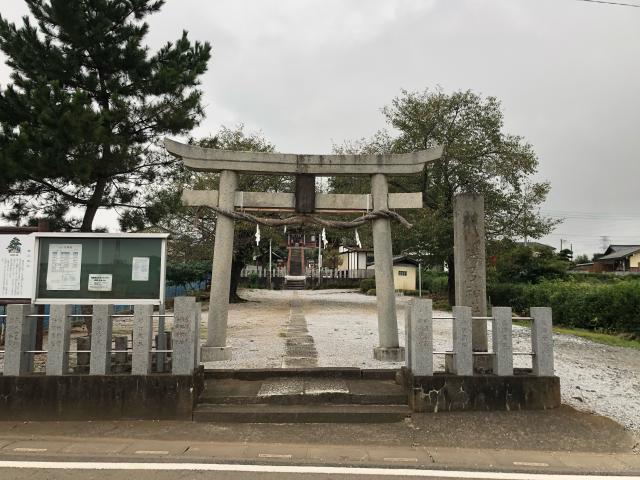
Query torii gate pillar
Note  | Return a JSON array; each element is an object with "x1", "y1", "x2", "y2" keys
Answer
[
  {"x1": 202, "y1": 169, "x2": 238, "y2": 361},
  {"x1": 371, "y1": 174, "x2": 404, "y2": 361}
]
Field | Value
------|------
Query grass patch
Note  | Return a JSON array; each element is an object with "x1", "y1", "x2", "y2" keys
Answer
[
  {"x1": 512, "y1": 320, "x2": 640, "y2": 351},
  {"x1": 552, "y1": 326, "x2": 640, "y2": 351}
]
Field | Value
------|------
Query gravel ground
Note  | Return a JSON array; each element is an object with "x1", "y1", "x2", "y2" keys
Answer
[{"x1": 204, "y1": 288, "x2": 640, "y2": 437}]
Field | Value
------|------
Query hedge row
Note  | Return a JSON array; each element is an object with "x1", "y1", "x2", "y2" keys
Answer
[{"x1": 488, "y1": 279, "x2": 640, "y2": 335}]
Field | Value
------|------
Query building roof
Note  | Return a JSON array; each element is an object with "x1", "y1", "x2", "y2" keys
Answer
[
  {"x1": 340, "y1": 246, "x2": 374, "y2": 253},
  {"x1": 517, "y1": 241, "x2": 556, "y2": 251},
  {"x1": 597, "y1": 245, "x2": 640, "y2": 262},
  {"x1": 367, "y1": 255, "x2": 420, "y2": 267}
]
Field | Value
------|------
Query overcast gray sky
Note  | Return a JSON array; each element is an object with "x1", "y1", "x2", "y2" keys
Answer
[{"x1": 1, "y1": 0, "x2": 639, "y2": 256}]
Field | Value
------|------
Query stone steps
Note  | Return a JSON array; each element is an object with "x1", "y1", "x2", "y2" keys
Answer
[
  {"x1": 193, "y1": 404, "x2": 411, "y2": 423},
  {"x1": 195, "y1": 372, "x2": 410, "y2": 423},
  {"x1": 203, "y1": 368, "x2": 398, "y2": 380},
  {"x1": 199, "y1": 379, "x2": 407, "y2": 406},
  {"x1": 284, "y1": 279, "x2": 305, "y2": 290}
]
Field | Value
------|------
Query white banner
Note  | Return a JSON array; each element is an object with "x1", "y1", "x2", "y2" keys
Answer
[{"x1": 0, "y1": 235, "x2": 34, "y2": 299}]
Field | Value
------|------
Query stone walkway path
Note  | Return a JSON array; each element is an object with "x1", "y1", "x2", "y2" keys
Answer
[{"x1": 282, "y1": 292, "x2": 318, "y2": 367}]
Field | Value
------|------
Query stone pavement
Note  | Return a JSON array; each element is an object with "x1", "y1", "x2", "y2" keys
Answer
[
  {"x1": 0, "y1": 405, "x2": 636, "y2": 475},
  {"x1": 282, "y1": 294, "x2": 318, "y2": 367}
]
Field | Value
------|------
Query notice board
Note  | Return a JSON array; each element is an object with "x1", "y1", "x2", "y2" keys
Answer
[
  {"x1": 0, "y1": 234, "x2": 35, "y2": 300},
  {"x1": 33, "y1": 233, "x2": 168, "y2": 304}
]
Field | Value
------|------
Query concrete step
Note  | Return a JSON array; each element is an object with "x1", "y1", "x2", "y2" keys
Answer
[
  {"x1": 193, "y1": 404, "x2": 411, "y2": 423},
  {"x1": 199, "y1": 377, "x2": 408, "y2": 406},
  {"x1": 284, "y1": 280, "x2": 305, "y2": 290},
  {"x1": 203, "y1": 368, "x2": 398, "y2": 381}
]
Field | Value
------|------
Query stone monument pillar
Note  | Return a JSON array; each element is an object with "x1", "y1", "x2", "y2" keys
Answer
[
  {"x1": 202, "y1": 169, "x2": 238, "y2": 361},
  {"x1": 453, "y1": 193, "x2": 488, "y2": 351},
  {"x1": 371, "y1": 173, "x2": 404, "y2": 361}
]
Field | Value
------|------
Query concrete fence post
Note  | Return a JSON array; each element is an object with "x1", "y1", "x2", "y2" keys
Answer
[
  {"x1": 90, "y1": 304, "x2": 114, "y2": 375},
  {"x1": 132, "y1": 304, "x2": 154, "y2": 375},
  {"x1": 491, "y1": 307, "x2": 513, "y2": 376},
  {"x1": 4, "y1": 304, "x2": 36, "y2": 376},
  {"x1": 404, "y1": 300, "x2": 413, "y2": 370},
  {"x1": 531, "y1": 307, "x2": 554, "y2": 376},
  {"x1": 46, "y1": 304, "x2": 72, "y2": 376},
  {"x1": 452, "y1": 306, "x2": 473, "y2": 376},
  {"x1": 410, "y1": 298, "x2": 433, "y2": 376},
  {"x1": 193, "y1": 301, "x2": 201, "y2": 368},
  {"x1": 173, "y1": 296, "x2": 198, "y2": 375}
]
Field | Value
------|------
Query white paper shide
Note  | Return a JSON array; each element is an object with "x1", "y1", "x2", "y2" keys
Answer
[
  {"x1": 131, "y1": 256, "x2": 150, "y2": 281},
  {"x1": 46, "y1": 244, "x2": 82, "y2": 291},
  {"x1": 88, "y1": 273, "x2": 112, "y2": 292}
]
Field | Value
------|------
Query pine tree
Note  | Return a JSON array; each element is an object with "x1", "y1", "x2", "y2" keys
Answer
[
  {"x1": 7, "y1": 237, "x2": 22, "y2": 253},
  {"x1": 0, "y1": 0, "x2": 211, "y2": 231}
]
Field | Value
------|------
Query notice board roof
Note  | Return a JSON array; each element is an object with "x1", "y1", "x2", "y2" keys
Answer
[{"x1": 33, "y1": 232, "x2": 170, "y2": 239}]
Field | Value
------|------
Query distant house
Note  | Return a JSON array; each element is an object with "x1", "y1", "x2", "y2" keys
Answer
[
  {"x1": 338, "y1": 246, "x2": 374, "y2": 272},
  {"x1": 592, "y1": 245, "x2": 640, "y2": 273},
  {"x1": 368, "y1": 255, "x2": 419, "y2": 291}
]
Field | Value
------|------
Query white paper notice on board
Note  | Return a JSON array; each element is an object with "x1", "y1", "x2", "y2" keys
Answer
[
  {"x1": 46, "y1": 244, "x2": 82, "y2": 291},
  {"x1": 0, "y1": 234, "x2": 34, "y2": 299},
  {"x1": 88, "y1": 274, "x2": 112, "y2": 292},
  {"x1": 131, "y1": 257, "x2": 150, "y2": 281}
]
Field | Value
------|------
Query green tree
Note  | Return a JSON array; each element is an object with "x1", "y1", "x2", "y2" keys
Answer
[
  {"x1": 322, "y1": 247, "x2": 343, "y2": 278},
  {"x1": 573, "y1": 254, "x2": 591, "y2": 265},
  {"x1": 123, "y1": 125, "x2": 292, "y2": 302},
  {"x1": 331, "y1": 88, "x2": 558, "y2": 304},
  {"x1": 488, "y1": 240, "x2": 569, "y2": 284},
  {"x1": 0, "y1": 0, "x2": 211, "y2": 231}
]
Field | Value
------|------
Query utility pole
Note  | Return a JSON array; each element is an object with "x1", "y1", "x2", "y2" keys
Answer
[{"x1": 268, "y1": 238, "x2": 272, "y2": 289}]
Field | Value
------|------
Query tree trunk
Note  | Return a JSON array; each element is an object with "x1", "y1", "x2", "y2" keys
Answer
[
  {"x1": 447, "y1": 252, "x2": 456, "y2": 307},
  {"x1": 229, "y1": 259, "x2": 246, "y2": 303},
  {"x1": 80, "y1": 179, "x2": 108, "y2": 232},
  {"x1": 79, "y1": 179, "x2": 108, "y2": 331}
]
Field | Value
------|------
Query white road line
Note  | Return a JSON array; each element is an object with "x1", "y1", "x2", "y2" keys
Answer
[
  {"x1": 513, "y1": 462, "x2": 549, "y2": 467},
  {"x1": 258, "y1": 453, "x2": 293, "y2": 459},
  {"x1": 12, "y1": 448, "x2": 48, "y2": 453},
  {"x1": 134, "y1": 451, "x2": 169, "y2": 455},
  {"x1": 383, "y1": 457, "x2": 419, "y2": 462},
  {"x1": 0, "y1": 460, "x2": 629, "y2": 479}
]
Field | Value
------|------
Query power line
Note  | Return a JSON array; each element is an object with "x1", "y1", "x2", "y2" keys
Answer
[{"x1": 574, "y1": 0, "x2": 640, "y2": 7}]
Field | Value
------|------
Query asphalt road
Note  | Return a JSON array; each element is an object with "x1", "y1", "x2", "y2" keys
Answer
[{"x1": 0, "y1": 461, "x2": 633, "y2": 480}]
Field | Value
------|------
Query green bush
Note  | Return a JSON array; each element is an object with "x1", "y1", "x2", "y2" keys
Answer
[
  {"x1": 366, "y1": 288, "x2": 376, "y2": 296},
  {"x1": 421, "y1": 271, "x2": 448, "y2": 295},
  {"x1": 489, "y1": 278, "x2": 640, "y2": 335},
  {"x1": 360, "y1": 278, "x2": 376, "y2": 293}
]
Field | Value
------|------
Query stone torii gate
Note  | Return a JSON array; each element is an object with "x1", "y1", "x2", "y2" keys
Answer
[{"x1": 165, "y1": 138, "x2": 443, "y2": 362}]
